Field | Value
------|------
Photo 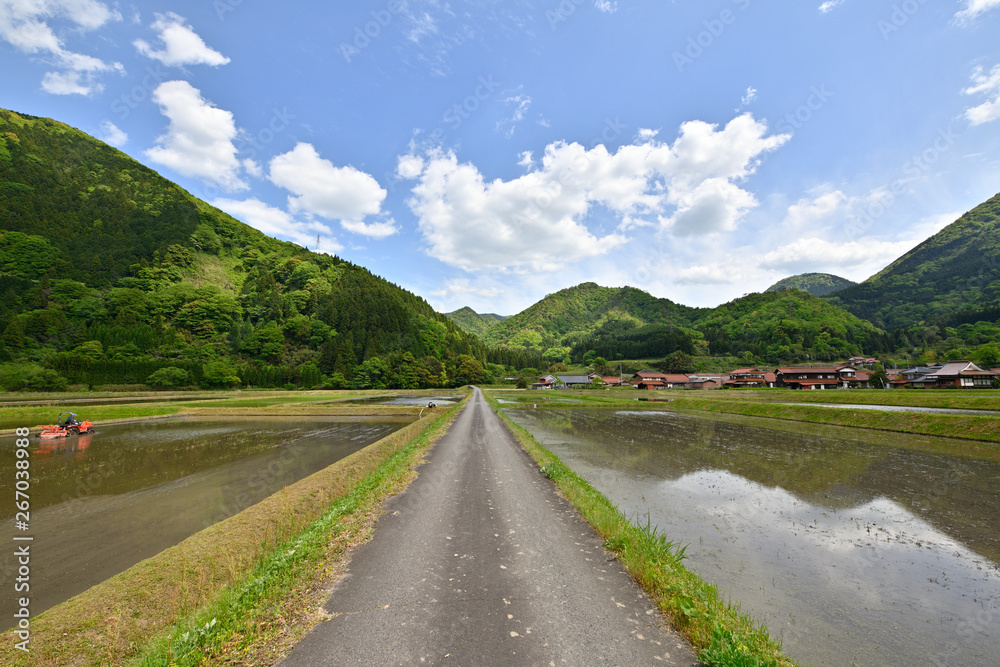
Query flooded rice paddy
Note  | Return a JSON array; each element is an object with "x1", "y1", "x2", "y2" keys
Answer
[
  {"x1": 0, "y1": 416, "x2": 407, "y2": 624},
  {"x1": 507, "y1": 407, "x2": 999, "y2": 667}
]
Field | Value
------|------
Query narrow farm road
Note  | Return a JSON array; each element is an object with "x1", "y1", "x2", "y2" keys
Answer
[{"x1": 278, "y1": 387, "x2": 699, "y2": 666}]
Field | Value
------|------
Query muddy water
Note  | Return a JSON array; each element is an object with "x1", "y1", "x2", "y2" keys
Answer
[
  {"x1": 0, "y1": 416, "x2": 407, "y2": 624},
  {"x1": 507, "y1": 408, "x2": 1000, "y2": 667}
]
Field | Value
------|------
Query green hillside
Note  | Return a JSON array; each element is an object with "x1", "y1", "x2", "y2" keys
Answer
[
  {"x1": 0, "y1": 108, "x2": 539, "y2": 391},
  {"x1": 825, "y1": 193, "x2": 1000, "y2": 330},
  {"x1": 482, "y1": 283, "x2": 699, "y2": 362},
  {"x1": 444, "y1": 307, "x2": 508, "y2": 339},
  {"x1": 766, "y1": 273, "x2": 857, "y2": 297},
  {"x1": 482, "y1": 281, "x2": 884, "y2": 365},
  {"x1": 695, "y1": 291, "x2": 884, "y2": 362}
]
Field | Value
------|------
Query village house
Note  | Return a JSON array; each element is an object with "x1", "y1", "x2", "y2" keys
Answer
[
  {"x1": 774, "y1": 366, "x2": 858, "y2": 390},
  {"x1": 601, "y1": 376, "x2": 626, "y2": 387},
  {"x1": 848, "y1": 356, "x2": 880, "y2": 369},
  {"x1": 531, "y1": 374, "x2": 557, "y2": 390},
  {"x1": 723, "y1": 368, "x2": 776, "y2": 388},
  {"x1": 685, "y1": 374, "x2": 727, "y2": 390},
  {"x1": 631, "y1": 370, "x2": 689, "y2": 390},
  {"x1": 555, "y1": 374, "x2": 596, "y2": 388},
  {"x1": 904, "y1": 360, "x2": 997, "y2": 389}
]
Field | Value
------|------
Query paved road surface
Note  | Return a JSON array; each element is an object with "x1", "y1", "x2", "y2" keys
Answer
[{"x1": 279, "y1": 388, "x2": 699, "y2": 665}]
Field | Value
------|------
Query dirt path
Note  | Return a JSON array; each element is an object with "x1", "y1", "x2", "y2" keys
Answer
[{"x1": 278, "y1": 387, "x2": 699, "y2": 665}]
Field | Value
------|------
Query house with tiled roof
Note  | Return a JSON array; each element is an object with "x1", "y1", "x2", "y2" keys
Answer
[
  {"x1": 774, "y1": 366, "x2": 858, "y2": 390},
  {"x1": 631, "y1": 370, "x2": 688, "y2": 389},
  {"x1": 905, "y1": 360, "x2": 996, "y2": 389},
  {"x1": 723, "y1": 368, "x2": 776, "y2": 388}
]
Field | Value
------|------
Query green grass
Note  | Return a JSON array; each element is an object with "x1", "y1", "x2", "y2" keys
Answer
[
  {"x1": 484, "y1": 390, "x2": 797, "y2": 667},
  {"x1": 131, "y1": 399, "x2": 466, "y2": 666},
  {"x1": 0, "y1": 393, "x2": 468, "y2": 666},
  {"x1": 0, "y1": 403, "x2": 184, "y2": 430}
]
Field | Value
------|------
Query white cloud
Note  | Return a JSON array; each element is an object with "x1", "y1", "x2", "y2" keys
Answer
[
  {"x1": 212, "y1": 197, "x2": 343, "y2": 253},
  {"x1": 818, "y1": 0, "x2": 846, "y2": 13},
  {"x1": 401, "y1": 113, "x2": 788, "y2": 272},
  {"x1": 638, "y1": 128, "x2": 659, "y2": 140},
  {"x1": 517, "y1": 151, "x2": 534, "y2": 168},
  {"x1": 0, "y1": 0, "x2": 123, "y2": 95},
  {"x1": 396, "y1": 153, "x2": 425, "y2": 179},
  {"x1": 955, "y1": 0, "x2": 1000, "y2": 23},
  {"x1": 783, "y1": 190, "x2": 847, "y2": 229},
  {"x1": 340, "y1": 219, "x2": 399, "y2": 239},
  {"x1": 739, "y1": 86, "x2": 758, "y2": 109},
  {"x1": 269, "y1": 143, "x2": 389, "y2": 235},
  {"x1": 963, "y1": 64, "x2": 1000, "y2": 126},
  {"x1": 595, "y1": 0, "x2": 618, "y2": 13},
  {"x1": 496, "y1": 93, "x2": 532, "y2": 138},
  {"x1": 675, "y1": 264, "x2": 739, "y2": 286},
  {"x1": 145, "y1": 81, "x2": 249, "y2": 191},
  {"x1": 99, "y1": 120, "x2": 127, "y2": 146},
  {"x1": 431, "y1": 278, "x2": 503, "y2": 300},
  {"x1": 41, "y1": 70, "x2": 92, "y2": 95},
  {"x1": 759, "y1": 237, "x2": 917, "y2": 273},
  {"x1": 134, "y1": 12, "x2": 230, "y2": 67}
]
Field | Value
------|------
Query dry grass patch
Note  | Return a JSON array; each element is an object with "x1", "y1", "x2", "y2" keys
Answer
[{"x1": 0, "y1": 396, "x2": 467, "y2": 666}]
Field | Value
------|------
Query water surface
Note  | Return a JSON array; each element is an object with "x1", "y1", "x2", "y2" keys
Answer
[
  {"x1": 0, "y1": 416, "x2": 407, "y2": 623},
  {"x1": 507, "y1": 408, "x2": 1000, "y2": 667}
]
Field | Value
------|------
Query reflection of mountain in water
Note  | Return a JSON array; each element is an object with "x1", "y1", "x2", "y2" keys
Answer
[{"x1": 507, "y1": 408, "x2": 1000, "y2": 566}]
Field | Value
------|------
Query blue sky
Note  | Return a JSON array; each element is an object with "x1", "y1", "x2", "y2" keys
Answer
[{"x1": 2, "y1": 1, "x2": 1000, "y2": 315}]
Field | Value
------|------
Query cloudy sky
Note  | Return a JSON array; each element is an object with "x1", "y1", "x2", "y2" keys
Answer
[{"x1": 3, "y1": 1, "x2": 1000, "y2": 314}]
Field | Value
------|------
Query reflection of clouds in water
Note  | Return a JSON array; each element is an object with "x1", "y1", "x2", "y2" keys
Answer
[
  {"x1": 632, "y1": 468, "x2": 1000, "y2": 664},
  {"x1": 512, "y1": 407, "x2": 1000, "y2": 667}
]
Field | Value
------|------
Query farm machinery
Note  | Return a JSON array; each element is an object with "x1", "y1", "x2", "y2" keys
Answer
[{"x1": 37, "y1": 413, "x2": 94, "y2": 439}]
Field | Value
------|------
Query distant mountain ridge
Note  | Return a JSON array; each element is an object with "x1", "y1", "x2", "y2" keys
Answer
[
  {"x1": 825, "y1": 192, "x2": 1000, "y2": 330},
  {"x1": 474, "y1": 281, "x2": 882, "y2": 364},
  {"x1": 766, "y1": 273, "x2": 857, "y2": 297},
  {"x1": 444, "y1": 307, "x2": 508, "y2": 339}
]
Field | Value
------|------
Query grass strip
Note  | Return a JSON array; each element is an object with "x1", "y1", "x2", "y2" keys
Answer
[
  {"x1": 484, "y1": 390, "x2": 797, "y2": 667},
  {"x1": 0, "y1": 395, "x2": 467, "y2": 666},
  {"x1": 0, "y1": 403, "x2": 185, "y2": 430},
  {"x1": 665, "y1": 396, "x2": 1000, "y2": 451}
]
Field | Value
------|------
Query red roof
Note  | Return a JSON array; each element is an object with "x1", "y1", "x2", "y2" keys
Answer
[{"x1": 662, "y1": 374, "x2": 689, "y2": 383}]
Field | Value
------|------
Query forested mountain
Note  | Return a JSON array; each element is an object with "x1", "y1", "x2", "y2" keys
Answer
[
  {"x1": 694, "y1": 291, "x2": 885, "y2": 362},
  {"x1": 479, "y1": 283, "x2": 699, "y2": 363},
  {"x1": 482, "y1": 282, "x2": 885, "y2": 365},
  {"x1": 766, "y1": 273, "x2": 857, "y2": 297},
  {"x1": 0, "y1": 108, "x2": 538, "y2": 391},
  {"x1": 444, "y1": 307, "x2": 508, "y2": 339},
  {"x1": 825, "y1": 193, "x2": 1000, "y2": 330}
]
